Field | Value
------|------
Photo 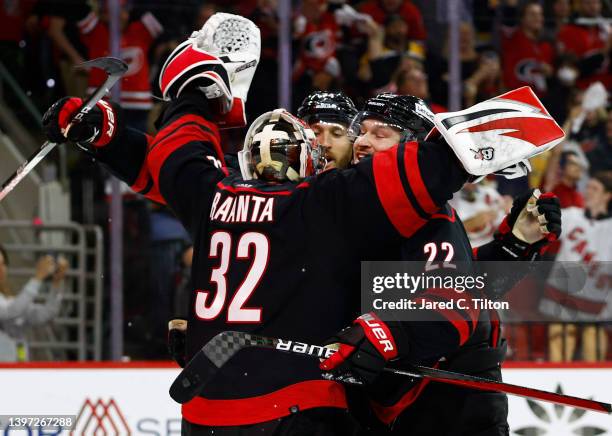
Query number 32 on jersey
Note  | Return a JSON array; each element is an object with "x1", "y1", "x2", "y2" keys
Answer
[{"x1": 195, "y1": 231, "x2": 269, "y2": 323}]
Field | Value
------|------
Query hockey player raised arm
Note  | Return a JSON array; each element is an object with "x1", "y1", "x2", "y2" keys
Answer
[{"x1": 41, "y1": 13, "x2": 261, "y2": 232}]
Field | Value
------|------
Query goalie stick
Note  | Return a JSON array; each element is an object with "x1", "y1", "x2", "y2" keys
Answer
[
  {"x1": 170, "y1": 330, "x2": 612, "y2": 414},
  {"x1": 0, "y1": 57, "x2": 128, "y2": 202}
]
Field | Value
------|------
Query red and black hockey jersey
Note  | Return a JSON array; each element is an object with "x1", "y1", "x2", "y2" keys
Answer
[{"x1": 90, "y1": 93, "x2": 468, "y2": 426}]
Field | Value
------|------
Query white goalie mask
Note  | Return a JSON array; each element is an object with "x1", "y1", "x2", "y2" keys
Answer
[{"x1": 238, "y1": 109, "x2": 324, "y2": 183}]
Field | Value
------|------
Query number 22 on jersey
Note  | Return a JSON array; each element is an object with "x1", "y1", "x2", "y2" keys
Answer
[{"x1": 195, "y1": 231, "x2": 269, "y2": 323}]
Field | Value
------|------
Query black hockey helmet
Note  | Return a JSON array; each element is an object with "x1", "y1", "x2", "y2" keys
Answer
[
  {"x1": 350, "y1": 93, "x2": 435, "y2": 141},
  {"x1": 297, "y1": 91, "x2": 358, "y2": 127},
  {"x1": 238, "y1": 109, "x2": 324, "y2": 183}
]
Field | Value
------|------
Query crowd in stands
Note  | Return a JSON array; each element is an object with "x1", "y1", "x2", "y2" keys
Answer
[{"x1": 0, "y1": 0, "x2": 610, "y2": 361}]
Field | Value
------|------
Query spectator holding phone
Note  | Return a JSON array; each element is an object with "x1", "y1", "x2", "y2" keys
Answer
[{"x1": 0, "y1": 246, "x2": 67, "y2": 362}]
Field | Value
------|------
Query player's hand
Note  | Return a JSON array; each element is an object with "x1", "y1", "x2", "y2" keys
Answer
[
  {"x1": 51, "y1": 256, "x2": 69, "y2": 286},
  {"x1": 509, "y1": 189, "x2": 561, "y2": 244},
  {"x1": 35, "y1": 255, "x2": 56, "y2": 281},
  {"x1": 492, "y1": 189, "x2": 561, "y2": 259},
  {"x1": 168, "y1": 319, "x2": 188, "y2": 367},
  {"x1": 159, "y1": 13, "x2": 260, "y2": 128},
  {"x1": 319, "y1": 313, "x2": 398, "y2": 384},
  {"x1": 42, "y1": 97, "x2": 120, "y2": 149}
]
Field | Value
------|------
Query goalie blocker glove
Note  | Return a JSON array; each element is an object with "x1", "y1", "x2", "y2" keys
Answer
[
  {"x1": 430, "y1": 86, "x2": 565, "y2": 180},
  {"x1": 42, "y1": 97, "x2": 121, "y2": 150},
  {"x1": 320, "y1": 313, "x2": 409, "y2": 384}
]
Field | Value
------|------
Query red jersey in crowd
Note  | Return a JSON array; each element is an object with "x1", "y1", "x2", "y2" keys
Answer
[
  {"x1": 501, "y1": 28, "x2": 553, "y2": 96},
  {"x1": 293, "y1": 11, "x2": 340, "y2": 79},
  {"x1": 78, "y1": 11, "x2": 163, "y2": 110},
  {"x1": 557, "y1": 22, "x2": 611, "y2": 89},
  {"x1": 0, "y1": 0, "x2": 36, "y2": 42},
  {"x1": 358, "y1": 0, "x2": 426, "y2": 41},
  {"x1": 552, "y1": 182, "x2": 585, "y2": 209}
]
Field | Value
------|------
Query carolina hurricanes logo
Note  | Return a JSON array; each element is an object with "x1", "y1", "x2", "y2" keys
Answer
[
  {"x1": 121, "y1": 46, "x2": 144, "y2": 77},
  {"x1": 459, "y1": 116, "x2": 562, "y2": 148},
  {"x1": 71, "y1": 398, "x2": 131, "y2": 435},
  {"x1": 303, "y1": 30, "x2": 335, "y2": 59},
  {"x1": 516, "y1": 59, "x2": 547, "y2": 91}
]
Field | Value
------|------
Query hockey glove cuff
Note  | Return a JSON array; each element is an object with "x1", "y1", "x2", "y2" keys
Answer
[
  {"x1": 320, "y1": 313, "x2": 400, "y2": 384},
  {"x1": 42, "y1": 97, "x2": 121, "y2": 150}
]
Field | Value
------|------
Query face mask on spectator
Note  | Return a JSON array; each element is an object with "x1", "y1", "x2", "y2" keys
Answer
[{"x1": 557, "y1": 66, "x2": 578, "y2": 86}]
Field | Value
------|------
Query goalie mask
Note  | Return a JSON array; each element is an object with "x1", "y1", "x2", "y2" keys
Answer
[{"x1": 238, "y1": 109, "x2": 323, "y2": 183}]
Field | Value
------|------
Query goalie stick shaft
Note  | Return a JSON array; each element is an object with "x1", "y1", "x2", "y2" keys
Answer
[
  {"x1": 0, "y1": 57, "x2": 127, "y2": 202},
  {"x1": 170, "y1": 331, "x2": 611, "y2": 415}
]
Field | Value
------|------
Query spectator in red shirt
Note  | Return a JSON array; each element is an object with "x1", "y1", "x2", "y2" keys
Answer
[
  {"x1": 293, "y1": 0, "x2": 341, "y2": 105},
  {"x1": 78, "y1": 4, "x2": 163, "y2": 131},
  {"x1": 552, "y1": 151, "x2": 586, "y2": 208},
  {"x1": 557, "y1": 0, "x2": 611, "y2": 89},
  {"x1": 501, "y1": 1, "x2": 554, "y2": 96},
  {"x1": 358, "y1": 0, "x2": 426, "y2": 41}
]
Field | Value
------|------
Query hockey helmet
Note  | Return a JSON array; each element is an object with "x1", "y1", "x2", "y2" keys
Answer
[
  {"x1": 297, "y1": 91, "x2": 358, "y2": 127},
  {"x1": 238, "y1": 109, "x2": 324, "y2": 183},
  {"x1": 349, "y1": 93, "x2": 435, "y2": 142}
]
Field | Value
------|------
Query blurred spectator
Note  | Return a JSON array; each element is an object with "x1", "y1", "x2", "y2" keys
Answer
[
  {"x1": 578, "y1": 107, "x2": 612, "y2": 175},
  {"x1": 0, "y1": 0, "x2": 36, "y2": 84},
  {"x1": 148, "y1": 204, "x2": 191, "y2": 356},
  {"x1": 174, "y1": 246, "x2": 193, "y2": 319},
  {"x1": 557, "y1": 0, "x2": 611, "y2": 89},
  {"x1": 542, "y1": 0, "x2": 572, "y2": 42},
  {"x1": 0, "y1": 248, "x2": 67, "y2": 362},
  {"x1": 394, "y1": 62, "x2": 446, "y2": 113},
  {"x1": 358, "y1": 0, "x2": 426, "y2": 42},
  {"x1": 247, "y1": 0, "x2": 279, "y2": 117},
  {"x1": 77, "y1": 2, "x2": 163, "y2": 131},
  {"x1": 500, "y1": 1, "x2": 553, "y2": 96},
  {"x1": 565, "y1": 94, "x2": 610, "y2": 172},
  {"x1": 356, "y1": 15, "x2": 424, "y2": 94},
  {"x1": 193, "y1": 2, "x2": 218, "y2": 31},
  {"x1": 449, "y1": 181, "x2": 508, "y2": 248},
  {"x1": 542, "y1": 53, "x2": 581, "y2": 125},
  {"x1": 550, "y1": 151, "x2": 587, "y2": 208},
  {"x1": 540, "y1": 172, "x2": 612, "y2": 361},
  {"x1": 293, "y1": 0, "x2": 341, "y2": 104},
  {"x1": 34, "y1": 0, "x2": 91, "y2": 98},
  {"x1": 427, "y1": 22, "x2": 501, "y2": 108}
]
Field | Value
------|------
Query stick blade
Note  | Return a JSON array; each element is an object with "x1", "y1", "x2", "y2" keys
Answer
[
  {"x1": 169, "y1": 351, "x2": 218, "y2": 404},
  {"x1": 77, "y1": 57, "x2": 127, "y2": 75}
]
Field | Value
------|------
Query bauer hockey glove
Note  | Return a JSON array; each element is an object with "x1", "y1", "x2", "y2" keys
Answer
[
  {"x1": 320, "y1": 313, "x2": 401, "y2": 384},
  {"x1": 494, "y1": 189, "x2": 561, "y2": 259},
  {"x1": 42, "y1": 97, "x2": 121, "y2": 151},
  {"x1": 158, "y1": 13, "x2": 260, "y2": 128},
  {"x1": 168, "y1": 319, "x2": 188, "y2": 368}
]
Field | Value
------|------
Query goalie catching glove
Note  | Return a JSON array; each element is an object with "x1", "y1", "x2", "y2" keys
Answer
[
  {"x1": 320, "y1": 313, "x2": 407, "y2": 384},
  {"x1": 159, "y1": 13, "x2": 260, "y2": 128},
  {"x1": 42, "y1": 97, "x2": 120, "y2": 150}
]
